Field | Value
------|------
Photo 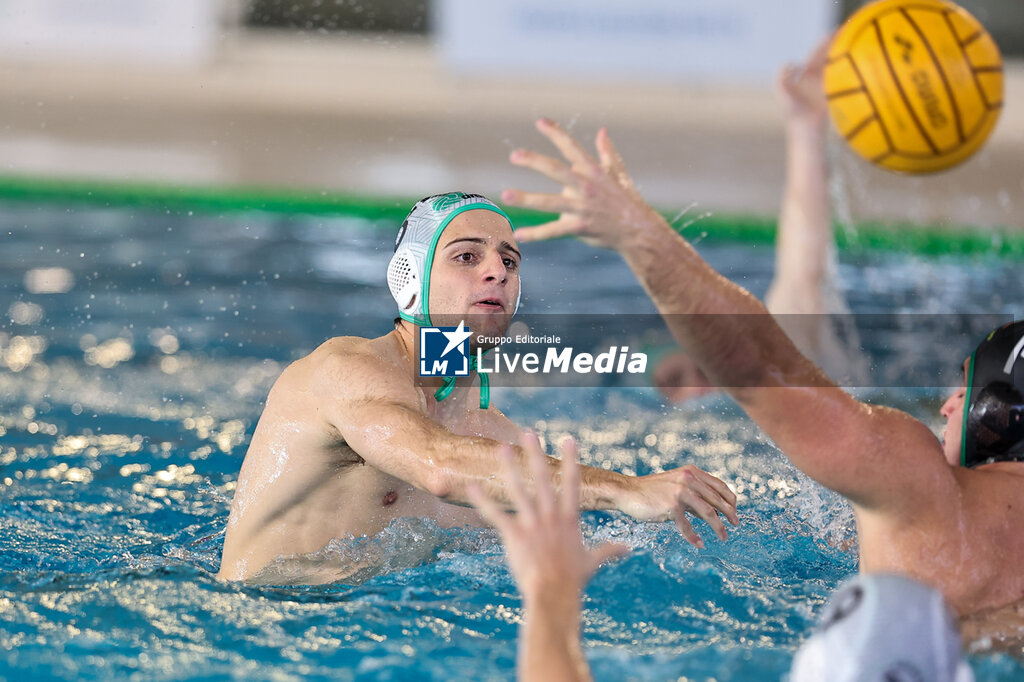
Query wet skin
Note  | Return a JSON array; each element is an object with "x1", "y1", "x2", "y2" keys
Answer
[
  {"x1": 501, "y1": 117, "x2": 1024, "y2": 620},
  {"x1": 219, "y1": 207, "x2": 740, "y2": 583},
  {"x1": 218, "y1": 210, "x2": 523, "y2": 582}
]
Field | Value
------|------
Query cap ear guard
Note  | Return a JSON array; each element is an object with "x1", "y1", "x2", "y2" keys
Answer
[
  {"x1": 388, "y1": 207, "x2": 428, "y2": 323},
  {"x1": 963, "y1": 382, "x2": 1024, "y2": 467},
  {"x1": 387, "y1": 249, "x2": 418, "y2": 310},
  {"x1": 961, "y1": 320, "x2": 1024, "y2": 467}
]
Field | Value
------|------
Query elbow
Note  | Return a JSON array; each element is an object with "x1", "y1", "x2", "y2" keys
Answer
[{"x1": 423, "y1": 468, "x2": 455, "y2": 500}]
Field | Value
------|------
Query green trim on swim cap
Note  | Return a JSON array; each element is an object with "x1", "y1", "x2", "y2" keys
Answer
[
  {"x1": 388, "y1": 192, "x2": 514, "y2": 410},
  {"x1": 960, "y1": 349, "x2": 978, "y2": 467},
  {"x1": 419, "y1": 202, "x2": 513, "y2": 327},
  {"x1": 959, "y1": 321, "x2": 1024, "y2": 467},
  {"x1": 398, "y1": 310, "x2": 429, "y2": 327},
  {"x1": 389, "y1": 192, "x2": 514, "y2": 328}
]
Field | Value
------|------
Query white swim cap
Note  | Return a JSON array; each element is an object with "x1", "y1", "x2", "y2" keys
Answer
[
  {"x1": 790, "y1": 573, "x2": 974, "y2": 682},
  {"x1": 387, "y1": 192, "x2": 517, "y2": 326}
]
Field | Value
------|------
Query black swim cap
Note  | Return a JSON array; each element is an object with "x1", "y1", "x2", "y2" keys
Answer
[{"x1": 961, "y1": 320, "x2": 1024, "y2": 468}]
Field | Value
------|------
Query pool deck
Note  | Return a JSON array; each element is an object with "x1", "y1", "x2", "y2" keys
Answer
[{"x1": 1, "y1": 32, "x2": 1022, "y2": 230}]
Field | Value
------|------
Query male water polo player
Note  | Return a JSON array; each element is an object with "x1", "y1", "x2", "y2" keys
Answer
[
  {"x1": 468, "y1": 433, "x2": 974, "y2": 682},
  {"x1": 218, "y1": 192, "x2": 738, "y2": 583},
  {"x1": 503, "y1": 119, "x2": 1024, "y2": 619}
]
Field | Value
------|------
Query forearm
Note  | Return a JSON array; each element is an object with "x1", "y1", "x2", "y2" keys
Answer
[
  {"x1": 355, "y1": 410, "x2": 631, "y2": 511},
  {"x1": 519, "y1": 587, "x2": 591, "y2": 682},
  {"x1": 774, "y1": 117, "x2": 831, "y2": 297},
  {"x1": 432, "y1": 435, "x2": 632, "y2": 512},
  {"x1": 618, "y1": 217, "x2": 824, "y2": 396}
]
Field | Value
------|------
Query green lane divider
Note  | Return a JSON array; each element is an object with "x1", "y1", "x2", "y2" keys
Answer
[{"x1": 0, "y1": 174, "x2": 1020, "y2": 257}]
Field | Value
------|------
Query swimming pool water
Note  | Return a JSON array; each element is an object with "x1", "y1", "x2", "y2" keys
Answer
[{"x1": 1, "y1": 200, "x2": 1022, "y2": 680}]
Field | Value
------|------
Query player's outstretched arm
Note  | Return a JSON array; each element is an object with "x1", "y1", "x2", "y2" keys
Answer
[
  {"x1": 321, "y1": 342, "x2": 738, "y2": 543},
  {"x1": 503, "y1": 120, "x2": 954, "y2": 514},
  {"x1": 468, "y1": 432, "x2": 629, "y2": 682}
]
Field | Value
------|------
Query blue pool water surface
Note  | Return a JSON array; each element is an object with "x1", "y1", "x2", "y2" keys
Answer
[{"x1": 1, "y1": 201, "x2": 1022, "y2": 681}]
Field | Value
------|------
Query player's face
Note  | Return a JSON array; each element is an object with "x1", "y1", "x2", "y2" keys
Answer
[
  {"x1": 939, "y1": 358, "x2": 970, "y2": 466},
  {"x1": 429, "y1": 210, "x2": 520, "y2": 344}
]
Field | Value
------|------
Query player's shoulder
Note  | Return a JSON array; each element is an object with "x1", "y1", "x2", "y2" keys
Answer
[
  {"x1": 265, "y1": 334, "x2": 388, "y2": 388},
  {"x1": 313, "y1": 335, "x2": 380, "y2": 360},
  {"x1": 956, "y1": 462, "x2": 1024, "y2": 497},
  {"x1": 304, "y1": 333, "x2": 407, "y2": 389}
]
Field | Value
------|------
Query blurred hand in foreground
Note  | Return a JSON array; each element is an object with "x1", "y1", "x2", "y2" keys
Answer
[{"x1": 468, "y1": 432, "x2": 629, "y2": 682}]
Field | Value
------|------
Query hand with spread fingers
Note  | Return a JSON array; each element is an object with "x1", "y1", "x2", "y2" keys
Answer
[
  {"x1": 468, "y1": 432, "x2": 629, "y2": 682},
  {"x1": 619, "y1": 466, "x2": 738, "y2": 550},
  {"x1": 469, "y1": 432, "x2": 629, "y2": 604},
  {"x1": 502, "y1": 118, "x2": 670, "y2": 250}
]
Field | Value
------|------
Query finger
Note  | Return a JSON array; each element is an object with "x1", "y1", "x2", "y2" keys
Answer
[
  {"x1": 687, "y1": 496, "x2": 730, "y2": 542},
  {"x1": 510, "y1": 149, "x2": 579, "y2": 188},
  {"x1": 652, "y1": 351, "x2": 688, "y2": 388},
  {"x1": 709, "y1": 481, "x2": 739, "y2": 525},
  {"x1": 558, "y1": 437, "x2": 581, "y2": 518},
  {"x1": 536, "y1": 118, "x2": 597, "y2": 170},
  {"x1": 512, "y1": 217, "x2": 583, "y2": 243},
  {"x1": 501, "y1": 188, "x2": 579, "y2": 214},
  {"x1": 689, "y1": 469, "x2": 739, "y2": 525},
  {"x1": 672, "y1": 505, "x2": 705, "y2": 549},
  {"x1": 467, "y1": 483, "x2": 515, "y2": 537},
  {"x1": 586, "y1": 542, "x2": 630, "y2": 574},
  {"x1": 500, "y1": 445, "x2": 536, "y2": 525},
  {"x1": 521, "y1": 431, "x2": 555, "y2": 517},
  {"x1": 710, "y1": 474, "x2": 738, "y2": 508},
  {"x1": 678, "y1": 475, "x2": 734, "y2": 539},
  {"x1": 595, "y1": 127, "x2": 635, "y2": 190}
]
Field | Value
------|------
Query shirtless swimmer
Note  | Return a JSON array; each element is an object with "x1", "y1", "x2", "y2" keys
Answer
[
  {"x1": 218, "y1": 192, "x2": 738, "y2": 583},
  {"x1": 501, "y1": 119, "x2": 1024, "y2": 620}
]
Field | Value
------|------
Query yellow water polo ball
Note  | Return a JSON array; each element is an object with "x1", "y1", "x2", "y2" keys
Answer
[{"x1": 824, "y1": 0, "x2": 1003, "y2": 174}]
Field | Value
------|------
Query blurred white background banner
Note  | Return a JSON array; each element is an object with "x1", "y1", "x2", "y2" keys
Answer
[
  {"x1": 436, "y1": 0, "x2": 838, "y2": 84},
  {"x1": 0, "y1": 0, "x2": 223, "y2": 65}
]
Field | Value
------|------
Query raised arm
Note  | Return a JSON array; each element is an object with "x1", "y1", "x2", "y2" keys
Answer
[
  {"x1": 502, "y1": 121, "x2": 952, "y2": 513},
  {"x1": 767, "y1": 40, "x2": 864, "y2": 381},
  {"x1": 318, "y1": 343, "x2": 738, "y2": 545},
  {"x1": 765, "y1": 39, "x2": 833, "y2": 317}
]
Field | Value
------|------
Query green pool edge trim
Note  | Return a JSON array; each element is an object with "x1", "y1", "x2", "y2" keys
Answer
[{"x1": 0, "y1": 174, "x2": 1021, "y2": 258}]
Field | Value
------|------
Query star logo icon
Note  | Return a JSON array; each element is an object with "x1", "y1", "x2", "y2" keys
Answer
[
  {"x1": 418, "y1": 320, "x2": 472, "y2": 377},
  {"x1": 440, "y1": 320, "x2": 473, "y2": 358}
]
